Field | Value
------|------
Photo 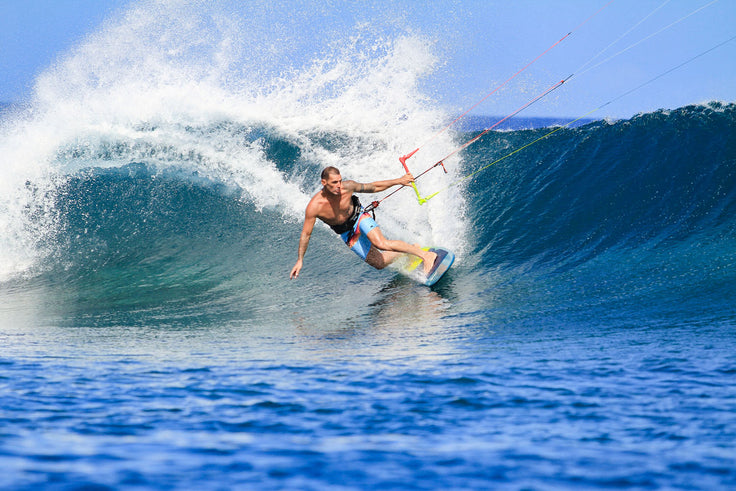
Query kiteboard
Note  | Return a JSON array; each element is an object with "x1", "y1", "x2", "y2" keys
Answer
[{"x1": 403, "y1": 247, "x2": 455, "y2": 286}]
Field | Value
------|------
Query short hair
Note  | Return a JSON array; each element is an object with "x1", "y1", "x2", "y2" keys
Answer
[{"x1": 321, "y1": 166, "x2": 341, "y2": 180}]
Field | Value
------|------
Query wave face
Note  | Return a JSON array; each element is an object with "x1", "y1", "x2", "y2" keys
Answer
[
  {"x1": 4, "y1": 104, "x2": 734, "y2": 329},
  {"x1": 460, "y1": 102, "x2": 736, "y2": 327}
]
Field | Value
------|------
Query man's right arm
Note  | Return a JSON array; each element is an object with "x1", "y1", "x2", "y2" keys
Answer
[
  {"x1": 345, "y1": 173, "x2": 414, "y2": 194},
  {"x1": 290, "y1": 212, "x2": 317, "y2": 279}
]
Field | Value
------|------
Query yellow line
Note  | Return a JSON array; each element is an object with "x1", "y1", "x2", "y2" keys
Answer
[{"x1": 422, "y1": 107, "x2": 601, "y2": 202}]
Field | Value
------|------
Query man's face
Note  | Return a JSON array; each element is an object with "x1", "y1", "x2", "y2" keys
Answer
[{"x1": 322, "y1": 172, "x2": 342, "y2": 196}]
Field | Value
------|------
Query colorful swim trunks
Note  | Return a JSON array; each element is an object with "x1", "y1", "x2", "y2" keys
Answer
[{"x1": 339, "y1": 212, "x2": 378, "y2": 261}]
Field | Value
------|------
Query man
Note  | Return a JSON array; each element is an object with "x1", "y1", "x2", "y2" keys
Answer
[{"x1": 289, "y1": 166, "x2": 437, "y2": 279}]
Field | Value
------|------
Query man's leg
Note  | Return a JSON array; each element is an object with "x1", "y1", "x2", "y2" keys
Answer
[
  {"x1": 364, "y1": 246, "x2": 401, "y2": 270},
  {"x1": 365, "y1": 227, "x2": 437, "y2": 274}
]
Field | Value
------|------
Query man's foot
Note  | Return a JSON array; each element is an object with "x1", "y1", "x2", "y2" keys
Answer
[{"x1": 422, "y1": 250, "x2": 438, "y2": 276}]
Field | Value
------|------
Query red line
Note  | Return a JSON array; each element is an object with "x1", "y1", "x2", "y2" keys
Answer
[
  {"x1": 403, "y1": 0, "x2": 614, "y2": 161},
  {"x1": 431, "y1": 79, "x2": 567, "y2": 167}
]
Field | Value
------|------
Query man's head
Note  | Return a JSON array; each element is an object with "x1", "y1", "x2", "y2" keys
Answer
[{"x1": 321, "y1": 166, "x2": 342, "y2": 196}]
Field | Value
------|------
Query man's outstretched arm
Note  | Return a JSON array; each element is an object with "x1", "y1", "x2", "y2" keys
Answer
[{"x1": 344, "y1": 173, "x2": 414, "y2": 194}]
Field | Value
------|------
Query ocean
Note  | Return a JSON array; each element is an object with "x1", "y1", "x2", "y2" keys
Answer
[{"x1": 1, "y1": 2, "x2": 735, "y2": 489}]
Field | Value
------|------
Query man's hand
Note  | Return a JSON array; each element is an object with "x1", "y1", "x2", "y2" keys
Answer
[
  {"x1": 397, "y1": 172, "x2": 415, "y2": 187},
  {"x1": 290, "y1": 259, "x2": 303, "y2": 279}
]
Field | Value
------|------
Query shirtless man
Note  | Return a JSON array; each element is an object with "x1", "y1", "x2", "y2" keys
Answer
[{"x1": 289, "y1": 166, "x2": 437, "y2": 279}]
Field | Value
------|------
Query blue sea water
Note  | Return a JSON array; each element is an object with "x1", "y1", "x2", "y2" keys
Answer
[{"x1": 2, "y1": 3, "x2": 736, "y2": 490}]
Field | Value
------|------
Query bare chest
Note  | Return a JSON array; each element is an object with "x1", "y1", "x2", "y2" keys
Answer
[{"x1": 316, "y1": 193, "x2": 355, "y2": 226}]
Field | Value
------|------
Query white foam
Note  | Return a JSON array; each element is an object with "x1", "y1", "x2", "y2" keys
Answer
[{"x1": 0, "y1": 0, "x2": 468, "y2": 281}]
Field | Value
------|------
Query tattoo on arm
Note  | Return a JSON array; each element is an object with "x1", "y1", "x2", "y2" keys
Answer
[{"x1": 349, "y1": 181, "x2": 376, "y2": 193}]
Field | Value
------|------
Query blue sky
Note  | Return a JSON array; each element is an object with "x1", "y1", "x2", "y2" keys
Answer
[{"x1": 1, "y1": 0, "x2": 734, "y2": 119}]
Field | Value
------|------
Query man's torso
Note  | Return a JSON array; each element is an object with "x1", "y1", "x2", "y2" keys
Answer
[{"x1": 313, "y1": 190, "x2": 355, "y2": 227}]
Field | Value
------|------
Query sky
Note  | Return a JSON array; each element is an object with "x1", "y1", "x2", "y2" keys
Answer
[{"x1": 1, "y1": 0, "x2": 734, "y2": 119}]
